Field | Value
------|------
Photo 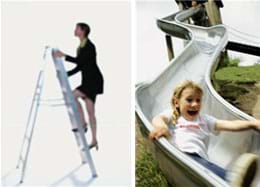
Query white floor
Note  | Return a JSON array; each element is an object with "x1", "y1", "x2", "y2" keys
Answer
[{"x1": 2, "y1": 106, "x2": 131, "y2": 186}]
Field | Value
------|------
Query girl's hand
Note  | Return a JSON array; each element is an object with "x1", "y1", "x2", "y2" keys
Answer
[
  {"x1": 53, "y1": 50, "x2": 65, "y2": 58},
  {"x1": 254, "y1": 120, "x2": 260, "y2": 130},
  {"x1": 149, "y1": 115, "x2": 170, "y2": 140},
  {"x1": 149, "y1": 126, "x2": 170, "y2": 140}
]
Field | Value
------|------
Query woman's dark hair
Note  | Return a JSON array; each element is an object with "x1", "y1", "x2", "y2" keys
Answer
[{"x1": 77, "y1": 22, "x2": 90, "y2": 37}]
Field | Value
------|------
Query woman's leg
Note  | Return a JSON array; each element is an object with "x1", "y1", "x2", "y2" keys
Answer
[
  {"x1": 83, "y1": 97, "x2": 97, "y2": 145},
  {"x1": 73, "y1": 89, "x2": 87, "y2": 126}
]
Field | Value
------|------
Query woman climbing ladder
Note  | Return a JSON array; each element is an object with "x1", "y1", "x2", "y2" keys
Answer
[{"x1": 53, "y1": 22, "x2": 104, "y2": 150}]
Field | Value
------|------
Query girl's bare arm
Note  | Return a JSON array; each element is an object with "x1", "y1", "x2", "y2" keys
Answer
[
  {"x1": 215, "y1": 119, "x2": 260, "y2": 132},
  {"x1": 149, "y1": 115, "x2": 170, "y2": 140}
]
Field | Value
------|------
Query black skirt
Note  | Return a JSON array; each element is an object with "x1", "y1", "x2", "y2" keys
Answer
[{"x1": 76, "y1": 85, "x2": 97, "y2": 103}]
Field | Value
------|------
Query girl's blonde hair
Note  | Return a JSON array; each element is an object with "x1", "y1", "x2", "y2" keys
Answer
[{"x1": 171, "y1": 80, "x2": 203, "y2": 125}]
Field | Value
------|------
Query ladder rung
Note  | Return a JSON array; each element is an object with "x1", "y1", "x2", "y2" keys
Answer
[{"x1": 18, "y1": 157, "x2": 24, "y2": 163}]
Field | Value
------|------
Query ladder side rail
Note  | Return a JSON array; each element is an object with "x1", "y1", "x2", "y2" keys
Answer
[
  {"x1": 17, "y1": 70, "x2": 45, "y2": 183},
  {"x1": 51, "y1": 50, "x2": 97, "y2": 177},
  {"x1": 16, "y1": 70, "x2": 44, "y2": 168}
]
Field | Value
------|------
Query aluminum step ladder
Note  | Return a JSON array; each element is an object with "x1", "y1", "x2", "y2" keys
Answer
[{"x1": 16, "y1": 47, "x2": 97, "y2": 183}]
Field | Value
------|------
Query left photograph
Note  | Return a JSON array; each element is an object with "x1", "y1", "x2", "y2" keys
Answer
[{"x1": 2, "y1": 1, "x2": 131, "y2": 186}]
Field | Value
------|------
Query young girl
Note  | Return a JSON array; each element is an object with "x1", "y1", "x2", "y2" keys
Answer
[{"x1": 149, "y1": 80, "x2": 260, "y2": 186}]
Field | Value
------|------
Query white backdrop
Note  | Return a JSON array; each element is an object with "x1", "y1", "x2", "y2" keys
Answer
[{"x1": 2, "y1": 1, "x2": 131, "y2": 186}]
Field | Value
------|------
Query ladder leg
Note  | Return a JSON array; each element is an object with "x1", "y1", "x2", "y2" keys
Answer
[
  {"x1": 16, "y1": 72, "x2": 42, "y2": 168},
  {"x1": 68, "y1": 90, "x2": 97, "y2": 177},
  {"x1": 78, "y1": 130, "x2": 97, "y2": 177},
  {"x1": 16, "y1": 71, "x2": 44, "y2": 183}
]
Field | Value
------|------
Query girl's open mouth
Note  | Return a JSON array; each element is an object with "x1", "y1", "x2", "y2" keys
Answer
[{"x1": 187, "y1": 110, "x2": 199, "y2": 116}]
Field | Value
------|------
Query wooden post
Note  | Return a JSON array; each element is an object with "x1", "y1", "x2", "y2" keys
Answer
[
  {"x1": 165, "y1": 35, "x2": 174, "y2": 61},
  {"x1": 204, "y1": 0, "x2": 227, "y2": 68},
  {"x1": 204, "y1": 0, "x2": 223, "y2": 25}
]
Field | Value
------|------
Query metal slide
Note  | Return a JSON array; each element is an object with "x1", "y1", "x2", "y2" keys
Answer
[{"x1": 135, "y1": 6, "x2": 260, "y2": 187}]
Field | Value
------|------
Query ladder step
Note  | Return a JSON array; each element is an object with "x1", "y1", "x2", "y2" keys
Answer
[{"x1": 18, "y1": 157, "x2": 24, "y2": 163}]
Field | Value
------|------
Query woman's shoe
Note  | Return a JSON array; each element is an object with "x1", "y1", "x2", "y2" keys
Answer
[{"x1": 89, "y1": 142, "x2": 98, "y2": 151}]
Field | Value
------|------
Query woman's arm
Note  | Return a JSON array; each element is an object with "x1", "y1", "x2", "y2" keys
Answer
[
  {"x1": 215, "y1": 119, "x2": 260, "y2": 132},
  {"x1": 65, "y1": 50, "x2": 90, "y2": 66},
  {"x1": 65, "y1": 55, "x2": 77, "y2": 63},
  {"x1": 67, "y1": 66, "x2": 80, "y2": 77},
  {"x1": 52, "y1": 50, "x2": 79, "y2": 64},
  {"x1": 149, "y1": 115, "x2": 170, "y2": 140}
]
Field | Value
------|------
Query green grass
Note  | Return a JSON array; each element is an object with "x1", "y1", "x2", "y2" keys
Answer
[
  {"x1": 136, "y1": 120, "x2": 169, "y2": 187},
  {"x1": 213, "y1": 62, "x2": 260, "y2": 115},
  {"x1": 214, "y1": 65, "x2": 260, "y2": 85},
  {"x1": 224, "y1": 57, "x2": 240, "y2": 67},
  {"x1": 218, "y1": 55, "x2": 240, "y2": 69},
  {"x1": 136, "y1": 146, "x2": 169, "y2": 187}
]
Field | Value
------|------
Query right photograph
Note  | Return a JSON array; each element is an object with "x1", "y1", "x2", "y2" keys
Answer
[{"x1": 135, "y1": 1, "x2": 260, "y2": 187}]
